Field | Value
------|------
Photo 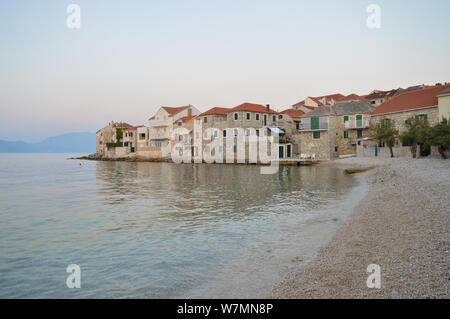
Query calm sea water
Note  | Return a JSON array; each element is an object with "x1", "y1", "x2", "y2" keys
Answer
[{"x1": 0, "y1": 154, "x2": 366, "y2": 298}]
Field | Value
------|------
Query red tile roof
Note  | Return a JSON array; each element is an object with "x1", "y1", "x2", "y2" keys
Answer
[
  {"x1": 199, "y1": 107, "x2": 229, "y2": 116},
  {"x1": 161, "y1": 105, "x2": 190, "y2": 116},
  {"x1": 280, "y1": 109, "x2": 305, "y2": 118},
  {"x1": 293, "y1": 93, "x2": 346, "y2": 107},
  {"x1": 176, "y1": 115, "x2": 196, "y2": 123},
  {"x1": 340, "y1": 94, "x2": 362, "y2": 101},
  {"x1": 229, "y1": 102, "x2": 277, "y2": 113},
  {"x1": 365, "y1": 89, "x2": 399, "y2": 100},
  {"x1": 371, "y1": 84, "x2": 450, "y2": 115}
]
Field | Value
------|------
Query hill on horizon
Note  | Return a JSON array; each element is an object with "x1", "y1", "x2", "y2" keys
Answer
[{"x1": 0, "y1": 132, "x2": 96, "y2": 153}]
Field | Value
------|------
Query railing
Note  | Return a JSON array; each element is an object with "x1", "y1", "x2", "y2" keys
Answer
[
  {"x1": 149, "y1": 132, "x2": 170, "y2": 140},
  {"x1": 149, "y1": 119, "x2": 169, "y2": 127},
  {"x1": 345, "y1": 119, "x2": 370, "y2": 129},
  {"x1": 298, "y1": 122, "x2": 328, "y2": 131}
]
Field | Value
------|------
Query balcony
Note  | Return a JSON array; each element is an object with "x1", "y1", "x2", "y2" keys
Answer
[
  {"x1": 345, "y1": 119, "x2": 370, "y2": 129},
  {"x1": 149, "y1": 119, "x2": 169, "y2": 127},
  {"x1": 298, "y1": 122, "x2": 328, "y2": 131},
  {"x1": 149, "y1": 131, "x2": 170, "y2": 140}
]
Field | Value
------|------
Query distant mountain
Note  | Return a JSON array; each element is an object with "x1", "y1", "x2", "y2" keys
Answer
[{"x1": 0, "y1": 132, "x2": 96, "y2": 153}]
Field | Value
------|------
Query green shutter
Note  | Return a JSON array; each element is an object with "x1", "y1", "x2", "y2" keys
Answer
[
  {"x1": 356, "y1": 114, "x2": 362, "y2": 120},
  {"x1": 424, "y1": 114, "x2": 428, "y2": 121},
  {"x1": 344, "y1": 116, "x2": 349, "y2": 122},
  {"x1": 311, "y1": 117, "x2": 319, "y2": 130},
  {"x1": 344, "y1": 131, "x2": 348, "y2": 139},
  {"x1": 313, "y1": 131, "x2": 320, "y2": 139},
  {"x1": 357, "y1": 130, "x2": 363, "y2": 138}
]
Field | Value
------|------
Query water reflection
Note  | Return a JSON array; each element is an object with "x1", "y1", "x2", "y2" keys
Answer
[{"x1": 95, "y1": 162, "x2": 356, "y2": 232}]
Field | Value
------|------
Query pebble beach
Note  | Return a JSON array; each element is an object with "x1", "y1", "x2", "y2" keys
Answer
[{"x1": 271, "y1": 157, "x2": 450, "y2": 298}]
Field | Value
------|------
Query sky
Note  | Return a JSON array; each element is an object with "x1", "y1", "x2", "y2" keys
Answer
[{"x1": 1, "y1": 0, "x2": 449, "y2": 142}]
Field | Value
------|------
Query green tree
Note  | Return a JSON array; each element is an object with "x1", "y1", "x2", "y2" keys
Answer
[
  {"x1": 115, "y1": 128, "x2": 124, "y2": 141},
  {"x1": 369, "y1": 119, "x2": 399, "y2": 158},
  {"x1": 426, "y1": 118, "x2": 450, "y2": 159},
  {"x1": 399, "y1": 117, "x2": 430, "y2": 158}
]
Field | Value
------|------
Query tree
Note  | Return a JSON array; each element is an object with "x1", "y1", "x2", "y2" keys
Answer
[
  {"x1": 399, "y1": 117, "x2": 430, "y2": 158},
  {"x1": 369, "y1": 119, "x2": 399, "y2": 158},
  {"x1": 115, "y1": 128, "x2": 124, "y2": 141},
  {"x1": 426, "y1": 118, "x2": 450, "y2": 159}
]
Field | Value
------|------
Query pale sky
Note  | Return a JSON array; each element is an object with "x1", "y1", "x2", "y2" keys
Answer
[{"x1": 1, "y1": 0, "x2": 449, "y2": 141}]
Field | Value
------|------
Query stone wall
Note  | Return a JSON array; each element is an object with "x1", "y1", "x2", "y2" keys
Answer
[{"x1": 371, "y1": 107, "x2": 439, "y2": 133}]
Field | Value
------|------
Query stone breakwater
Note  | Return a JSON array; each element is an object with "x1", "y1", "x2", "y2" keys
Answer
[{"x1": 271, "y1": 157, "x2": 450, "y2": 298}]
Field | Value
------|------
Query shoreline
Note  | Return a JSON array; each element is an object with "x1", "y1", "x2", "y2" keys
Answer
[{"x1": 270, "y1": 157, "x2": 450, "y2": 298}]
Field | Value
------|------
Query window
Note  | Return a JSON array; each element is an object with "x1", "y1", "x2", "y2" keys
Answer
[
  {"x1": 234, "y1": 113, "x2": 238, "y2": 120},
  {"x1": 214, "y1": 130, "x2": 218, "y2": 137},
  {"x1": 357, "y1": 130, "x2": 363, "y2": 138},
  {"x1": 219, "y1": 146, "x2": 223, "y2": 153},
  {"x1": 256, "y1": 129, "x2": 259, "y2": 136},
  {"x1": 234, "y1": 129, "x2": 238, "y2": 136},
  {"x1": 272, "y1": 115, "x2": 276, "y2": 122},
  {"x1": 311, "y1": 117, "x2": 319, "y2": 130},
  {"x1": 380, "y1": 99, "x2": 384, "y2": 103},
  {"x1": 204, "y1": 117, "x2": 207, "y2": 123},
  {"x1": 344, "y1": 116, "x2": 349, "y2": 123},
  {"x1": 246, "y1": 113, "x2": 251, "y2": 120},
  {"x1": 233, "y1": 145, "x2": 236, "y2": 153},
  {"x1": 371, "y1": 101, "x2": 376, "y2": 104},
  {"x1": 313, "y1": 132, "x2": 320, "y2": 139},
  {"x1": 278, "y1": 115, "x2": 283, "y2": 119},
  {"x1": 335, "y1": 147, "x2": 338, "y2": 152},
  {"x1": 256, "y1": 114, "x2": 260, "y2": 121},
  {"x1": 223, "y1": 130, "x2": 226, "y2": 137},
  {"x1": 344, "y1": 131, "x2": 348, "y2": 139},
  {"x1": 415, "y1": 114, "x2": 428, "y2": 121},
  {"x1": 139, "y1": 133, "x2": 146, "y2": 140}
]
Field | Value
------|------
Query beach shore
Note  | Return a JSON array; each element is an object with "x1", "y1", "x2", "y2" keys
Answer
[{"x1": 271, "y1": 157, "x2": 450, "y2": 298}]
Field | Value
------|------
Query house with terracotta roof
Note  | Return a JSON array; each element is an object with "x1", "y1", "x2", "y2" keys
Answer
[
  {"x1": 298, "y1": 100, "x2": 375, "y2": 159},
  {"x1": 96, "y1": 121, "x2": 133, "y2": 157},
  {"x1": 122, "y1": 125, "x2": 144, "y2": 154},
  {"x1": 280, "y1": 109, "x2": 305, "y2": 132},
  {"x1": 292, "y1": 93, "x2": 362, "y2": 112},
  {"x1": 364, "y1": 89, "x2": 400, "y2": 106},
  {"x1": 370, "y1": 84, "x2": 450, "y2": 134},
  {"x1": 148, "y1": 105, "x2": 201, "y2": 157}
]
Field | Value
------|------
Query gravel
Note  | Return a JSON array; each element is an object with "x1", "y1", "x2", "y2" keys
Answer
[{"x1": 270, "y1": 157, "x2": 450, "y2": 298}]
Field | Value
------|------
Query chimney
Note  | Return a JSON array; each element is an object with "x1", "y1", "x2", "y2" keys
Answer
[
  {"x1": 188, "y1": 108, "x2": 192, "y2": 117},
  {"x1": 266, "y1": 104, "x2": 270, "y2": 112}
]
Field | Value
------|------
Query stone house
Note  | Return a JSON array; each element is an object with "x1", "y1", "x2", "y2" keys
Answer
[
  {"x1": 122, "y1": 125, "x2": 144, "y2": 154},
  {"x1": 95, "y1": 121, "x2": 132, "y2": 157},
  {"x1": 298, "y1": 100, "x2": 375, "y2": 159},
  {"x1": 292, "y1": 93, "x2": 362, "y2": 113},
  {"x1": 148, "y1": 105, "x2": 201, "y2": 158},
  {"x1": 370, "y1": 84, "x2": 450, "y2": 134}
]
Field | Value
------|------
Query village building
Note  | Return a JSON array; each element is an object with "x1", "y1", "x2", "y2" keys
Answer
[
  {"x1": 292, "y1": 93, "x2": 362, "y2": 113},
  {"x1": 370, "y1": 84, "x2": 450, "y2": 133},
  {"x1": 96, "y1": 121, "x2": 132, "y2": 157},
  {"x1": 298, "y1": 100, "x2": 375, "y2": 160},
  {"x1": 148, "y1": 105, "x2": 201, "y2": 158}
]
